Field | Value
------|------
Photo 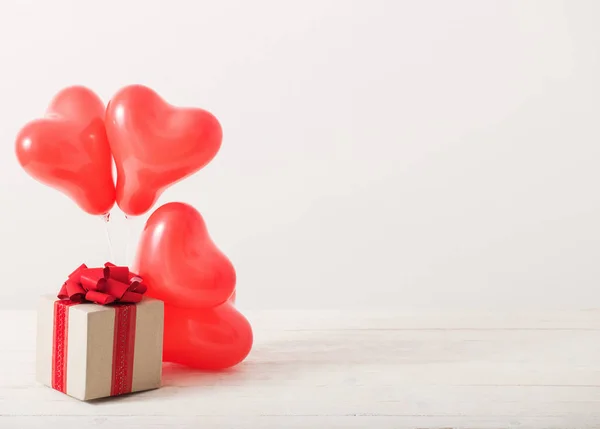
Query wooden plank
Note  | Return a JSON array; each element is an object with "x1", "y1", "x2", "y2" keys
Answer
[
  {"x1": 0, "y1": 310, "x2": 599, "y2": 428},
  {"x1": 1, "y1": 415, "x2": 599, "y2": 429}
]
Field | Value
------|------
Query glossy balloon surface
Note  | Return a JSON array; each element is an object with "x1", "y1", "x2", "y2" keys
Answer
[
  {"x1": 105, "y1": 85, "x2": 222, "y2": 216},
  {"x1": 135, "y1": 202, "x2": 251, "y2": 370},
  {"x1": 135, "y1": 202, "x2": 236, "y2": 309},
  {"x1": 15, "y1": 86, "x2": 115, "y2": 215},
  {"x1": 162, "y1": 301, "x2": 253, "y2": 370}
]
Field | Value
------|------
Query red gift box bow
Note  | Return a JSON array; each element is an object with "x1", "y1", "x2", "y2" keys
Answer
[{"x1": 57, "y1": 262, "x2": 147, "y2": 305}]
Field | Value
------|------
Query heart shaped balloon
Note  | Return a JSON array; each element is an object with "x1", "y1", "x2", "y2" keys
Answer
[
  {"x1": 135, "y1": 202, "x2": 251, "y2": 370},
  {"x1": 15, "y1": 86, "x2": 115, "y2": 215},
  {"x1": 105, "y1": 85, "x2": 223, "y2": 216},
  {"x1": 134, "y1": 202, "x2": 236, "y2": 309},
  {"x1": 162, "y1": 301, "x2": 253, "y2": 370}
]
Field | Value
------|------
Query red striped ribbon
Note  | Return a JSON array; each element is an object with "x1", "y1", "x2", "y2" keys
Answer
[
  {"x1": 51, "y1": 300, "x2": 137, "y2": 396},
  {"x1": 51, "y1": 300, "x2": 78, "y2": 393},
  {"x1": 111, "y1": 304, "x2": 137, "y2": 396}
]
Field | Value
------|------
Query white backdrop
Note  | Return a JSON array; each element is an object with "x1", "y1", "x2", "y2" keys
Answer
[{"x1": 1, "y1": 0, "x2": 599, "y2": 310}]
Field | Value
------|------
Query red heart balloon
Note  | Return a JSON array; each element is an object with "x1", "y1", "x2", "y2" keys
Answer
[
  {"x1": 134, "y1": 202, "x2": 236, "y2": 309},
  {"x1": 15, "y1": 86, "x2": 115, "y2": 215},
  {"x1": 105, "y1": 85, "x2": 223, "y2": 216},
  {"x1": 162, "y1": 301, "x2": 253, "y2": 370}
]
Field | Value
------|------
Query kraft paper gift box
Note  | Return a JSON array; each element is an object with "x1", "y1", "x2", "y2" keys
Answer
[
  {"x1": 36, "y1": 262, "x2": 164, "y2": 401},
  {"x1": 36, "y1": 295, "x2": 164, "y2": 401}
]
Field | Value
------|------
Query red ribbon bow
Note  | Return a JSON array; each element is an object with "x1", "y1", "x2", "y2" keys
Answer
[{"x1": 57, "y1": 262, "x2": 147, "y2": 305}]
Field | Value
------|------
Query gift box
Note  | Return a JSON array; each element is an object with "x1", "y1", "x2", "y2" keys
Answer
[{"x1": 35, "y1": 263, "x2": 164, "y2": 401}]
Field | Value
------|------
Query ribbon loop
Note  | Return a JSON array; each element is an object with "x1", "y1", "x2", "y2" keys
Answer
[
  {"x1": 104, "y1": 263, "x2": 130, "y2": 284},
  {"x1": 57, "y1": 262, "x2": 147, "y2": 305}
]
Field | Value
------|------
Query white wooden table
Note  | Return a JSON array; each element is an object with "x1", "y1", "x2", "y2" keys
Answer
[{"x1": 1, "y1": 309, "x2": 599, "y2": 428}]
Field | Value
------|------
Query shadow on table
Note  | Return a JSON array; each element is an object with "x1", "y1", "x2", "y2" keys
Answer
[
  {"x1": 159, "y1": 326, "x2": 493, "y2": 385},
  {"x1": 89, "y1": 323, "x2": 499, "y2": 401},
  {"x1": 161, "y1": 362, "x2": 250, "y2": 386}
]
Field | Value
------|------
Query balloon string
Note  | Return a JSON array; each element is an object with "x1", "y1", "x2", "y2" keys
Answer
[
  {"x1": 102, "y1": 212, "x2": 115, "y2": 263},
  {"x1": 125, "y1": 214, "x2": 133, "y2": 267},
  {"x1": 125, "y1": 215, "x2": 130, "y2": 266}
]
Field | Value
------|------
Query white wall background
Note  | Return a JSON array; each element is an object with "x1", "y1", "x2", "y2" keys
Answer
[{"x1": 1, "y1": 0, "x2": 599, "y2": 310}]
